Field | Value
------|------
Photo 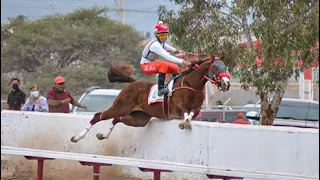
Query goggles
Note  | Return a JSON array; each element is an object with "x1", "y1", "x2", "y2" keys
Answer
[{"x1": 155, "y1": 33, "x2": 168, "y2": 39}]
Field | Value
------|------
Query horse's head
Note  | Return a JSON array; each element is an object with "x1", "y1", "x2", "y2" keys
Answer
[
  {"x1": 208, "y1": 58, "x2": 231, "y2": 92},
  {"x1": 189, "y1": 56, "x2": 231, "y2": 92}
]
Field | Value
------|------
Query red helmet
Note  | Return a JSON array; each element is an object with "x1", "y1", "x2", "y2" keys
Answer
[{"x1": 154, "y1": 21, "x2": 169, "y2": 34}]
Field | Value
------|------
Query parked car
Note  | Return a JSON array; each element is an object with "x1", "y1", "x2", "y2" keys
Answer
[
  {"x1": 71, "y1": 86, "x2": 121, "y2": 115},
  {"x1": 241, "y1": 103, "x2": 260, "y2": 112},
  {"x1": 246, "y1": 98, "x2": 319, "y2": 128}
]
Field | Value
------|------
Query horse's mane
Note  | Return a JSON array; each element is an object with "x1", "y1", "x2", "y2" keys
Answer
[{"x1": 180, "y1": 58, "x2": 211, "y2": 76}]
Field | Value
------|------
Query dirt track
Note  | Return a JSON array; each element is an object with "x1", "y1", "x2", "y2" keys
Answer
[
  {"x1": 1, "y1": 158, "x2": 144, "y2": 180},
  {"x1": 1, "y1": 127, "x2": 145, "y2": 180}
]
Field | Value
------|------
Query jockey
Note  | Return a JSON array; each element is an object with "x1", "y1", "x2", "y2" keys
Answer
[{"x1": 140, "y1": 21, "x2": 191, "y2": 96}]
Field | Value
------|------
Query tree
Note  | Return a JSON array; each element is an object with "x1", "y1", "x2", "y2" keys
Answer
[
  {"x1": 1, "y1": 7, "x2": 143, "y2": 72},
  {"x1": 1, "y1": 7, "x2": 155, "y2": 98},
  {"x1": 159, "y1": 0, "x2": 319, "y2": 125}
]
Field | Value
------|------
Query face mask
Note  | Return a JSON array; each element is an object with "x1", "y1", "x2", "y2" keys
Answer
[
  {"x1": 12, "y1": 84, "x2": 19, "y2": 90},
  {"x1": 31, "y1": 91, "x2": 39, "y2": 98}
]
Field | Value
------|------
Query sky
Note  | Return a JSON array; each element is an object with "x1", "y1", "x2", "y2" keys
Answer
[{"x1": 1, "y1": 0, "x2": 181, "y2": 33}]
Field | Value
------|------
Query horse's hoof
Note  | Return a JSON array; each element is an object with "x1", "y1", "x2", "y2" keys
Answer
[
  {"x1": 70, "y1": 136, "x2": 79, "y2": 143},
  {"x1": 185, "y1": 123, "x2": 192, "y2": 130},
  {"x1": 96, "y1": 133, "x2": 105, "y2": 140},
  {"x1": 179, "y1": 123, "x2": 185, "y2": 130}
]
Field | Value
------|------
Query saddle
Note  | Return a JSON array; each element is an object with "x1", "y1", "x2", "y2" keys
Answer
[{"x1": 148, "y1": 75, "x2": 180, "y2": 104}]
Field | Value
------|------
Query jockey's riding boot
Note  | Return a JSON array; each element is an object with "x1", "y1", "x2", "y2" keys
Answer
[{"x1": 158, "y1": 73, "x2": 167, "y2": 96}]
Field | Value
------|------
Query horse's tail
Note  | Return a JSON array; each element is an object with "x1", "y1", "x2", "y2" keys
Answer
[{"x1": 107, "y1": 62, "x2": 136, "y2": 83}]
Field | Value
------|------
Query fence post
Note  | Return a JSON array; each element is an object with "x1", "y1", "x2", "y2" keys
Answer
[
  {"x1": 139, "y1": 167, "x2": 172, "y2": 180},
  {"x1": 24, "y1": 156, "x2": 55, "y2": 180},
  {"x1": 79, "y1": 161, "x2": 112, "y2": 180}
]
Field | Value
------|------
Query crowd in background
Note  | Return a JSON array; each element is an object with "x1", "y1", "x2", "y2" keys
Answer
[
  {"x1": 6, "y1": 76, "x2": 87, "y2": 113},
  {"x1": 6, "y1": 76, "x2": 247, "y2": 124}
]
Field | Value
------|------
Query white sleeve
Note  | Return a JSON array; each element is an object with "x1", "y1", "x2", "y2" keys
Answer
[
  {"x1": 164, "y1": 43, "x2": 176, "y2": 53},
  {"x1": 150, "y1": 43, "x2": 183, "y2": 64}
]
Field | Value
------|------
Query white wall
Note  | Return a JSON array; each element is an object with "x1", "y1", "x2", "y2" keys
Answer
[{"x1": 1, "y1": 110, "x2": 319, "y2": 180}]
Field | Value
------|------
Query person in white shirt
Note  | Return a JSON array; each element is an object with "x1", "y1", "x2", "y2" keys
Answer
[{"x1": 140, "y1": 21, "x2": 191, "y2": 96}]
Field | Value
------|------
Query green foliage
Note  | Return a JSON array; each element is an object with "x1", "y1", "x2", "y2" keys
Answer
[
  {"x1": 159, "y1": 0, "x2": 318, "y2": 124},
  {"x1": 1, "y1": 7, "x2": 152, "y2": 99},
  {"x1": 1, "y1": 7, "x2": 143, "y2": 72},
  {"x1": 1, "y1": 76, "x2": 12, "y2": 99}
]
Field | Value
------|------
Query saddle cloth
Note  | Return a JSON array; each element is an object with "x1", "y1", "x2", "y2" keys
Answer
[{"x1": 148, "y1": 79, "x2": 175, "y2": 105}]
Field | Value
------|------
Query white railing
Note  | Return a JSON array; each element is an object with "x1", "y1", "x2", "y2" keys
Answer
[{"x1": 1, "y1": 146, "x2": 317, "y2": 180}]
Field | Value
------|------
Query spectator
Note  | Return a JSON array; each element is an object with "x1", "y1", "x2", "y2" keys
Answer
[
  {"x1": 232, "y1": 112, "x2": 249, "y2": 125},
  {"x1": 216, "y1": 100, "x2": 224, "y2": 109},
  {"x1": 46, "y1": 76, "x2": 87, "y2": 113},
  {"x1": 6, "y1": 78, "x2": 26, "y2": 110},
  {"x1": 22, "y1": 85, "x2": 49, "y2": 112},
  {"x1": 216, "y1": 100, "x2": 223, "y2": 105}
]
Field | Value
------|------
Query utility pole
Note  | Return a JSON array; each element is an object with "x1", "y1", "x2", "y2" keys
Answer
[
  {"x1": 114, "y1": 0, "x2": 125, "y2": 23},
  {"x1": 119, "y1": 0, "x2": 124, "y2": 24}
]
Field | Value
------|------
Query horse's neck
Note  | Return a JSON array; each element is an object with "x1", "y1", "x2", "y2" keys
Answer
[{"x1": 182, "y1": 68, "x2": 208, "y2": 91}]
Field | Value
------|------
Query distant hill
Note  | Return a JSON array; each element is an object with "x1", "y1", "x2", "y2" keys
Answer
[{"x1": 1, "y1": 0, "x2": 181, "y2": 34}]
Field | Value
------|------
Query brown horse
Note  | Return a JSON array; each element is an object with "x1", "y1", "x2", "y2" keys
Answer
[{"x1": 71, "y1": 57, "x2": 230, "y2": 143}]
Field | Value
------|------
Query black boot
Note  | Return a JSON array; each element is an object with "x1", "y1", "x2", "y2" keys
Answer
[{"x1": 158, "y1": 73, "x2": 167, "y2": 96}]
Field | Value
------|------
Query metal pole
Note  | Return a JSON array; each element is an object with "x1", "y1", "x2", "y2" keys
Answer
[
  {"x1": 120, "y1": 0, "x2": 124, "y2": 23},
  {"x1": 153, "y1": 171, "x2": 161, "y2": 180},
  {"x1": 37, "y1": 159, "x2": 44, "y2": 180},
  {"x1": 93, "y1": 165, "x2": 100, "y2": 180}
]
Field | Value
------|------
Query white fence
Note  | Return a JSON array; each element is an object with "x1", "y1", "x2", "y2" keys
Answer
[
  {"x1": 1, "y1": 146, "x2": 317, "y2": 180},
  {"x1": 1, "y1": 110, "x2": 319, "y2": 180}
]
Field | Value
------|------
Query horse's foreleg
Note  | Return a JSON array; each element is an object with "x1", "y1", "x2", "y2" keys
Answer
[
  {"x1": 179, "y1": 111, "x2": 194, "y2": 130},
  {"x1": 179, "y1": 110, "x2": 197, "y2": 130},
  {"x1": 184, "y1": 111, "x2": 195, "y2": 121}
]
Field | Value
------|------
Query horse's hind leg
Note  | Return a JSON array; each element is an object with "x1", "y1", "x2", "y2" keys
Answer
[
  {"x1": 96, "y1": 110, "x2": 151, "y2": 140},
  {"x1": 96, "y1": 117, "x2": 121, "y2": 140},
  {"x1": 71, "y1": 104, "x2": 131, "y2": 143},
  {"x1": 123, "y1": 110, "x2": 152, "y2": 127}
]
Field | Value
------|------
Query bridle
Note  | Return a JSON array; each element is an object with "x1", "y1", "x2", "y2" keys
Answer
[
  {"x1": 170, "y1": 59, "x2": 222, "y2": 96},
  {"x1": 188, "y1": 60, "x2": 221, "y2": 87}
]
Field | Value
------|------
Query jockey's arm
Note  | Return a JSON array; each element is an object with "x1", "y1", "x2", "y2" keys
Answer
[
  {"x1": 164, "y1": 43, "x2": 178, "y2": 53},
  {"x1": 150, "y1": 43, "x2": 183, "y2": 64}
]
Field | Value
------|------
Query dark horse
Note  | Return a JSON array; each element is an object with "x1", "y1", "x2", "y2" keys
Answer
[{"x1": 71, "y1": 56, "x2": 230, "y2": 143}]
